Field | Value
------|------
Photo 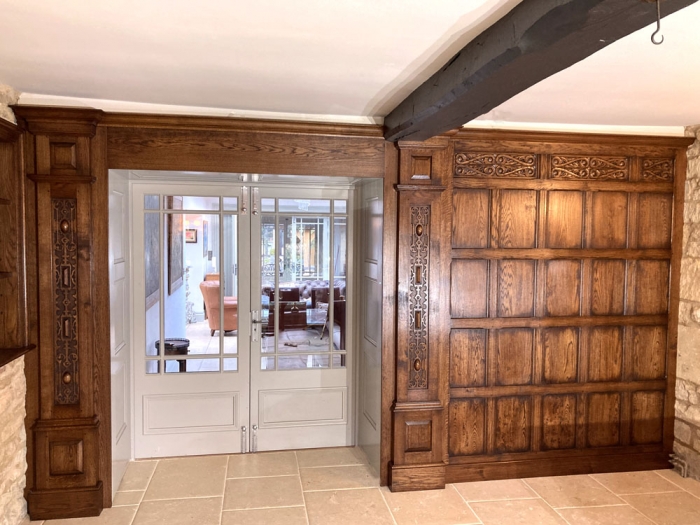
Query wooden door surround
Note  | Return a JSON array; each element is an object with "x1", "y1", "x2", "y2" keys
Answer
[{"x1": 6, "y1": 105, "x2": 693, "y2": 518}]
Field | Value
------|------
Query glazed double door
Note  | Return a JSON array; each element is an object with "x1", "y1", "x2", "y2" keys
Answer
[{"x1": 132, "y1": 182, "x2": 351, "y2": 458}]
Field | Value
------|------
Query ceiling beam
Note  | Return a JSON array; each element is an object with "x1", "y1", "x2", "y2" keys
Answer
[{"x1": 383, "y1": 0, "x2": 698, "y2": 142}]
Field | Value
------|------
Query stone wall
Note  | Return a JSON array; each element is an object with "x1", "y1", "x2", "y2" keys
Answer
[
  {"x1": 0, "y1": 84, "x2": 19, "y2": 123},
  {"x1": 675, "y1": 125, "x2": 700, "y2": 478}
]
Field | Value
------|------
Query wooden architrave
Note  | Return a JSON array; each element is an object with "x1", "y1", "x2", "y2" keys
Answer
[{"x1": 383, "y1": 0, "x2": 699, "y2": 142}]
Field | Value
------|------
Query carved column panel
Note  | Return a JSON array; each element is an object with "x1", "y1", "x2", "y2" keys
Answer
[
  {"x1": 14, "y1": 107, "x2": 108, "y2": 520},
  {"x1": 391, "y1": 141, "x2": 450, "y2": 491}
]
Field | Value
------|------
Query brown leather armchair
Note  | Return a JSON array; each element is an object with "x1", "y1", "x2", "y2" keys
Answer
[{"x1": 199, "y1": 281, "x2": 238, "y2": 336}]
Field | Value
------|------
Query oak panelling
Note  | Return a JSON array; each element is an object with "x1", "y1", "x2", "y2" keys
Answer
[
  {"x1": 545, "y1": 191, "x2": 584, "y2": 248},
  {"x1": 452, "y1": 189, "x2": 490, "y2": 248},
  {"x1": 591, "y1": 260, "x2": 626, "y2": 315},
  {"x1": 450, "y1": 381, "x2": 666, "y2": 399},
  {"x1": 587, "y1": 327, "x2": 623, "y2": 382},
  {"x1": 630, "y1": 326, "x2": 667, "y2": 381},
  {"x1": 450, "y1": 329, "x2": 486, "y2": 387},
  {"x1": 451, "y1": 248, "x2": 670, "y2": 260},
  {"x1": 542, "y1": 395, "x2": 577, "y2": 450},
  {"x1": 497, "y1": 190, "x2": 537, "y2": 248},
  {"x1": 542, "y1": 327, "x2": 579, "y2": 384},
  {"x1": 544, "y1": 260, "x2": 581, "y2": 316},
  {"x1": 452, "y1": 315, "x2": 667, "y2": 330},
  {"x1": 451, "y1": 260, "x2": 489, "y2": 318},
  {"x1": 453, "y1": 177, "x2": 674, "y2": 193},
  {"x1": 637, "y1": 193, "x2": 673, "y2": 249},
  {"x1": 494, "y1": 397, "x2": 532, "y2": 453},
  {"x1": 631, "y1": 391, "x2": 664, "y2": 445},
  {"x1": 495, "y1": 329, "x2": 534, "y2": 386},
  {"x1": 497, "y1": 260, "x2": 535, "y2": 317},
  {"x1": 589, "y1": 192, "x2": 629, "y2": 249},
  {"x1": 587, "y1": 393, "x2": 621, "y2": 448},
  {"x1": 448, "y1": 399, "x2": 486, "y2": 456},
  {"x1": 632, "y1": 260, "x2": 670, "y2": 315}
]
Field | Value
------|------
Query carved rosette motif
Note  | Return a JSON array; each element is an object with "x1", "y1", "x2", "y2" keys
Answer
[
  {"x1": 642, "y1": 157, "x2": 674, "y2": 181},
  {"x1": 454, "y1": 153, "x2": 537, "y2": 178},
  {"x1": 551, "y1": 156, "x2": 628, "y2": 180},
  {"x1": 408, "y1": 206, "x2": 429, "y2": 390},
  {"x1": 53, "y1": 199, "x2": 80, "y2": 405}
]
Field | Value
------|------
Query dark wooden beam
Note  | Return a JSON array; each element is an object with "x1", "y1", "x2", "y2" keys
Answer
[{"x1": 383, "y1": 0, "x2": 698, "y2": 142}]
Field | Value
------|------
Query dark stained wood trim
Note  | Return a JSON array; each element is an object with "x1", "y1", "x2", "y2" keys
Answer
[
  {"x1": 451, "y1": 315, "x2": 668, "y2": 329},
  {"x1": 452, "y1": 248, "x2": 671, "y2": 260},
  {"x1": 0, "y1": 345, "x2": 36, "y2": 368},
  {"x1": 391, "y1": 463, "x2": 446, "y2": 492},
  {"x1": 12, "y1": 106, "x2": 103, "y2": 136},
  {"x1": 0, "y1": 117, "x2": 21, "y2": 142},
  {"x1": 384, "y1": 0, "x2": 699, "y2": 141},
  {"x1": 450, "y1": 380, "x2": 667, "y2": 399},
  {"x1": 27, "y1": 483, "x2": 103, "y2": 520},
  {"x1": 453, "y1": 178, "x2": 675, "y2": 193}
]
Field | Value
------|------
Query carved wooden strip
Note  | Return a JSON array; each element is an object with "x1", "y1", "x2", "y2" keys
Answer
[
  {"x1": 408, "y1": 206, "x2": 429, "y2": 390},
  {"x1": 551, "y1": 156, "x2": 628, "y2": 180},
  {"x1": 641, "y1": 157, "x2": 674, "y2": 182},
  {"x1": 455, "y1": 153, "x2": 537, "y2": 179}
]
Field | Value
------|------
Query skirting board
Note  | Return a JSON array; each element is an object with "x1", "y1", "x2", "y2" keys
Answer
[{"x1": 28, "y1": 482, "x2": 103, "y2": 521}]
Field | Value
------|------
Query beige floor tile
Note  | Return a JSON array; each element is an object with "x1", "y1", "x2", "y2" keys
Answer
[
  {"x1": 382, "y1": 485, "x2": 480, "y2": 525},
  {"x1": 143, "y1": 455, "x2": 227, "y2": 500},
  {"x1": 452, "y1": 478, "x2": 538, "y2": 501},
  {"x1": 655, "y1": 469, "x2": 700, "y2": 497},
  {"x1": 133, "y1": 497, "x2": 222, "y2": 525},
  {"x1": 470, "y1": 499, "x2": 567, "y2": 525},
  {"x1": 223, "y1": 476, "x2": 304, "y2": 510},
  {"x1": 591, "y1": 471, "x2": 681, "y2": 495},
  {"x1": 623, "y1": 491, "x2": 700, "y2": 525},
  {"x1": 227, "y1": 451, "x2": 298, "y2": 478},
  {"x1": 112, "y1": 490, "x2": 144, "y2": 506},
  {"x1": 296, "y1": 447, "x2": 367, "y2": 468},
  {"x1": 45, "y1": 506, "x2": 137, "y2": 525},
  {"x1": 524, "y1": 475, "x2": 623, "y2": 508},
  {"x1": 117, "y1": 460, "x2": 157, "y2": 491},
  {"x1": 305, "y1": 488, "x2": 394, "y2": 525},
  {"x1": 557, "y1": 505, "x2": 655, "y2": 525},
  {"x1": 301, "y1": 465, "x2": 378, "y2": 491},
  {"x1": 222, "y1": 507, "x2": 308, "y2": 525}
]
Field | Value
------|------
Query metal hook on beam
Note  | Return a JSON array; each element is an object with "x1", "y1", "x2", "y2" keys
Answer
[{"x1": 651, "y1": 0, "x2": 664, "y2": 45}]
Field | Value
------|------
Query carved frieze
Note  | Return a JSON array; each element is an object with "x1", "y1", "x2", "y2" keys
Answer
[
  {"x1": 454, "y1": 153, "x2": 537, "y2": 178},
  {"x1": 53, "y1": 199, "x2": 79, "y2": 405},
  {"x1": 642, "y1": 157, "x2": 674, "y2": 181},
  {"x1": 408, "y1": 206, "x2": 429, "y2": 389},
  {"x1": 551, "y1": 156, "x2": 628, "y2": 180}
]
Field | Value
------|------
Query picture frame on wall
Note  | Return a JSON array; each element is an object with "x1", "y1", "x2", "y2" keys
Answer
[
  {"x1": 166, "y1": 196, "x2": 184, "y2": 295},
  {"x1": 185, "y1": 228, "x2": 197, "y2": 243}
]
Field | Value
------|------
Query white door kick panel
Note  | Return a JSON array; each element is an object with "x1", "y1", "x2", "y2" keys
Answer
[
  {"x1": 259, "y1": 387, "x2": 347, "y2": 427},
  {"x1": 144, "y1": 392, "x2": 239, "y2": 434}
]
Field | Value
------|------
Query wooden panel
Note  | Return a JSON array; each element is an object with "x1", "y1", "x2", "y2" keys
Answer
[
  {"x1": 633, "y1": 260, "x2": 670, "y2": 315},
  {"x1": 630, "y1": 326, "x2": 667, "y2": 381},
  {"x1": 542, "y1": 327, "x2": 578, "y2": 384},
  {"x1": 637, "y1": 193, "x2": 673, "y2": 249},
  {"x1": 495, "y1": 329, "x2": 534, "y2": 386},
  {"x1": 451, "y1": 260, "x2": 488, "y2": 318},
  {"x1": 49, "y1": 440, "x2": 84, "y2": 476},
  {"x1": 542, "y1": 395, "x2": 577, "y2": 450},
  {"x1": 453, "y1": 189, "x2": 489, "y2": 248},
  {"x1": 497, "y1": 260, "x2": 535, "y2": 317},
  {"x1": 588, "y1": 327, "x2": 623, "y2": 382},
  {"x1": 589, "y1": 192, "x2": 628, "y2": 249},
  {"x1": 591, "y1": 260, "x2": 626, "y2": 315},
  {"x1": 448, "y1": 399, "x2": 486, "y2": 456},
  {"x1": 545, "y1": 260, "x2": 581, "y2": 316},
  {"x1": 497, "y1": 190, "x2": 537, "y2": 248},
  {"x1": 450, "y1": 329, "x2": 486, "y2": 387},
  {"x1": 545, "y1": 191, "x2": 583, "y2": 248},
  {"x1": 405, "y1": 421, "x2": 433, "y2": 453},
  {"x1": 587, "y1": 393, "x2": 621, "y2": 447},
  {"x1": 631, "y1": 391, "x2": 664, "y2": 445},
  {"x1": 494, "y1": 397, "x2": 532, "y2": 453}
]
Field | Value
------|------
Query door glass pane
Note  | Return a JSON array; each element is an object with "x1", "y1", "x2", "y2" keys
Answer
[
  {"x1": 261, "y1": 356, "x2": 275, "y2": 370},
  {"x1": 145, "y1": 194, "x2": 160, "y2": 210},
  {"x1": 164, "y1": 358, "x2": 221, "y2": 373},
  {"x1": 144, "y1": 212, "x2": 160, "y2": 358},
  {"x1": 222, "y1": 214, "x2": 239, "y2": 357},
  {"x1": 333, "y1": 216, "x2": 348, "y2": 355},
  {"x1": 334, "y1": 200, "x2": 347, "y2": 213},
  {"x1": 223, "y1": 197, "x2": 238, "y2": 211},
  {"x1": 165, "y1": 195, "x2": 220, "y2": 211},
  {"x1": 223, "y1": 358, "x2": 238, "y2": 371},
  {"x1": 145, "y1": 360, "x2": 159, "y2": 374},
  {"x1": 278, "y1": 199, "x2": 331, "y2": 213},
  {"x1": 261, "y1": 198, "x2": 275, "y2": 212},
  {"x1": 261, "y1": 215, "x2": 276, "y2": 353},
  {"x1": 278, "y1": 354, "x2": 330, "y2": 370}
]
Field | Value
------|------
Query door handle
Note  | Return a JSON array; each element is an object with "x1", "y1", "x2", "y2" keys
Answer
[{"x1": 251, "y1": 310, "x2": 263, "y2": 342}]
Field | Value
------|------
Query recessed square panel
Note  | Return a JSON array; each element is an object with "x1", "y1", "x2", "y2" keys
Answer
[
  {"x1": 545, "y1": 260, "x2": 581, "y2": 316},
  {"x1": 590, "y1": 192, "x2": 628, "y2": 249},
  {"x1": 495, "y1": 397, "x2": 532, "y2": 453},
  {"x1": 451, "y1": 260, "x2": 488, "y2": 318},
  {"x1": 497, "y1": 190, "x2": 537, "y2": 248},
  {"x1": 497, "y1": 260, "x2": 535, "y2": 317},
  {"x1": 405, "y1": 420, "x2": 432, "y2": 453},
  {"x1": 495, "y1": 328, "x2": 534, "y2": 386},
  {"x1": 545, "y1": 191, "x2": 583, "y2": 248},
  {"x1": 449, "y1": 399, "x2": 485, "y2": 456},
  {"x1": 453, "y1": 190, "x2": 489, "y2": 248}
]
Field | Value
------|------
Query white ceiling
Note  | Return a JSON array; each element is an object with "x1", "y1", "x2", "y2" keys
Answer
[{"x1": 1, "y1": 0, "x2": 699, "y2": 133}]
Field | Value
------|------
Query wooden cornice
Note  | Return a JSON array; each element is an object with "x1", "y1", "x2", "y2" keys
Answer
[
  {"x1": 11, "y1": 106, "x2": 104, "y2": 136},
  {"x1": 0, "y1": 117, "x2": 20, "y2": 142}
]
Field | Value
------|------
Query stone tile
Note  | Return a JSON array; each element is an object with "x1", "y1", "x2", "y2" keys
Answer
[
  {"x1": 227, "y1": 451, "x2": 298, "y2": 478},
  {"x1": 223, "y1": 476, "x2": 304, "y2": 510},
  {"x1": 382, "y1": 485, "x2": 480, "y2": 525},
  {"x1": 143, "y1": 455, "x2": 227, "y2": 500},
  {"x1": 624, "y1": 491, "x2": 700, "y2": 525},
  {"x1": 557, "y1": 505, "x2": 655, "y2": 525},
  {"x1": 296, "y1": 447, "x2": 367, "y2": 468},
  {"x1": 47, "y1": 506, "x2": 138, "y2": 525},
  {"x1": 452, "y1": 478, "x2": 538, "y2": 501},
  {"x1": 591, "y1": 471, "x2": 681, "y2": 495},
  {"x1": 117, "y1": 460, "x2": 157, "y2": 491},
  {"x1": 221, "y1": 507, "x2": 308, "y2": 525},
  {"x1": 470, "y1": 499, "x2": 567, "y2": 525},
  {"x1": 656, "y1": 469, "x2": 700, "y2": 497},
  {"x1": 133, "y1": 497, "x2": 222, "y2": 525},
  {"x1": 305, "y1": 488, "x2": 394, "y2": 525},
  {"x1": 524, "y1": 475, "x2": 623, "y2": 508},
  {"x1": 112, "y1": 490, "x2": 144, "y2": 506},
  {"x1": 300, "y1": 465, "x2": 378, "y2": 491}
]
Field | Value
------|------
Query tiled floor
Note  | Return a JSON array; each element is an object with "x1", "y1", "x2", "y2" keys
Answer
[{"x1": 28, "y1": 448, "x2": 700, "y2": 525}]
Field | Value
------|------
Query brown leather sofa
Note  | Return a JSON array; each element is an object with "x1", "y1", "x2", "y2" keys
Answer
[{"x1": 199, "y1": 281, "x2": 238, "y2": 336}]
